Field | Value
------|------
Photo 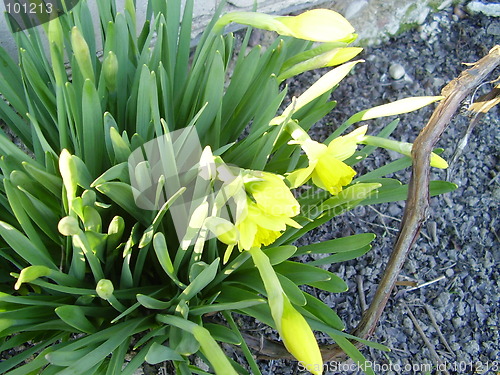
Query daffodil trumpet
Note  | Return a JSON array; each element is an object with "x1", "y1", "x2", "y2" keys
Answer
[
  {"x1": 286, "y1": 125, "x2": 368, "y2": 195},
  {"x1": 360, "y1": 135, "x2": 448, "y2": 169},
  {"x1": 235, "y1": 171, "x2": 301, "y2": 251}
]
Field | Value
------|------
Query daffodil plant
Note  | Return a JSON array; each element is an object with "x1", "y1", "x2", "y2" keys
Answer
[{"x1": 0, "y1": 1, "x2": 456, "y2": 375}]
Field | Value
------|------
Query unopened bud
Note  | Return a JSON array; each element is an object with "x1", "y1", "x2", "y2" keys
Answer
[
  {"x1": 71, "y1": 27, "x2": 94, "y2": 82},
  {"x1": 96, "y1": 279, "x2": 114, "y2": 300},
  {"x1": 58, "y1": 216, "x2": 80, "y2": 236},
  {"x1": 102, "y1": 51, "x2": 118, "y2": 92}
]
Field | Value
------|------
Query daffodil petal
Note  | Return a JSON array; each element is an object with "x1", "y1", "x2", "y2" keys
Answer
[
  {"x1": 245, "y1": 172, "x2": 300, "y2": 217},
  {"x1": 204, "y1": 217, "x2": 239, "y2": 245},
  {"x1": 283, "y1": 217, "x2": 302, "y2": 229},
  {"x1": 301, "y1": 139, "x2": 327, "y2": 161},
  {"x1": 286, "y1": 166, "x2": 314, "y2": 188},
  {"x1": 327, "y1": 125, "x2": 367, "y2": 161},
  {"x1": 237, "y1": 219, "x2": 257, "y2": 251},
  {"x1": 312, "y1": 156, "x2": 356, "y2": 195},
  {"x1": 276, "y1": 9, "x2": 354, "y2": 43}
]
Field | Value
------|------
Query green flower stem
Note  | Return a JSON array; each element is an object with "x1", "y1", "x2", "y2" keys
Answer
[
  {"x1": 206, "y1": 251, "x2": 251, "y2": 291},
  {"x1": 72, "y1": 231, "x2": 105, "y2": 281},
  {"x1": 213, "y1": 12, "x2": 287, "y2": 35},
  {"x1": 361, "y1": 135, "x2": 448, "y2": 169},
  {"x1": 96, "y1": 278, "x2": 126, "y2": 312},
  {"x1": 156, "y1": 315, "x2": 238, "y2": 375},
  {"x1": 106, "y1": 294, "x2": 127, "y2": 312},
  {"x1": 284, "y1": 119, "x2": 311, "y2": 144},
  {"x1": 222, "y1": 311, "x2": 263, "y2": 375},
  {"x1": 248, "y1": 247, "x2": 284, "y2": 329}
]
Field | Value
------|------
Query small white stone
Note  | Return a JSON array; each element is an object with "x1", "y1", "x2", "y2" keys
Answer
[
  {"x1": 344, "y1": 0, "x2": 369, "y2": 19},
  {"x1": 438, "y1": 0, "x2": 453, "y2": 11},
  {"x1": 417, "y1": 7, "x2": 430, "y2": 25},
  {"x1": 466, "y1": 1, "x2": 500, "y2": 17},
  {"x1": 389, "y1": 63, "x2": 405, "y2": 80}
]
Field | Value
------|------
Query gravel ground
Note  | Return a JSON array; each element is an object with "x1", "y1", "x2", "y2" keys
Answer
[
  {"x1": 282, "y1": 4, "x2": 499, "y2": 375},
  {"x1": 2, "y1": 3, "x2": 498, "y2": 375}
]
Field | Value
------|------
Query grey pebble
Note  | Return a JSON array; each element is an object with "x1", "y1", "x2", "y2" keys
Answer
[
  {"x1": 388, "y1": 204, "x2": 401, "y2": 217},
  {"x1": 464, "y1": 340, "x2": 480, "y2": 355},
  {"x1": 457, "y1": 301, "x2": 467, "y2": 316},
  {"x1": 452, "y1": 317, "x2": 463, "y2": 328},
  {"x1": 389, "y1": 63, "x2": 406, "y2": 80}
]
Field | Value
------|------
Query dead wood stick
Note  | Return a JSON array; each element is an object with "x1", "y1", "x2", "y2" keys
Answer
[
  {"x1": 404, "y1": 303, "x2": 451, "y2": 375},
  {"x1": 424, "y1": 304, "x2": 455, "y2": 355},
  {"x1": 357, "y1": 275, "x2": 368, "y2": 312}
]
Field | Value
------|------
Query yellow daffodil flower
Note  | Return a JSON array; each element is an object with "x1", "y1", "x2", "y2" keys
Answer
[
  {"x1": 204, "y1": 170, "x2": 301, "y2": 254},
  {"x1": 236, "y1": 171, "x2": 301, "y2": 251},
  {"x1": 236, "y1": 197, "x2": 301, "y2": 251},
  {"x1": 287, "y1": 126, "x2": 367, "y2": 195},
  {"x1": 215, "y1": 9, "x2": 355, "y2": 43}
]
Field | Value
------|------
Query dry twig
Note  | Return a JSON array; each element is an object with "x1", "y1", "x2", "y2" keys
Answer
[
  {"x1": 405, "y1": 275, "x2": 446, "y2": 292},
  {"x1": 424, "y1": 304, "x2": 455, "y2": 355},
  {"x1": 356, "y1": 275, "x2": 368, "y2": 312},
  {"x1": 447, "y1": 80, "x2": 500, "y2": 180},
  {"x1": 352, "y1": 45, "x2": 500, "y2": 343},
  {"x1": 404, "y1": 303, "x2": 451, "y2": 375}
]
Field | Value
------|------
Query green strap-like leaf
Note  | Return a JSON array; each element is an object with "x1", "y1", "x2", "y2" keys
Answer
[
  {"x1": 145, "y1": 342, "x2": 183, "y2": 364},
  {"x1": 179, "y1": 258, "x2": 220, "y2": 302},
  {"x1": 360, "y1": 180, "x2": 457, "y2": 206},
  {"x1": 296, "y1": 233, "x2": 375, "y2": 256},
  {"x1": 55, "y1": 305, "x2": 96, "y2": 334},
  {"x1": 156, "y1": 315, "x2": 238, "y2": 375},
  {"x1": 82, "y1": 79, "x2": 104, "y2": 176},
  {"x1": 0, "y1": 221, "x2": 55, "y2": 268}
]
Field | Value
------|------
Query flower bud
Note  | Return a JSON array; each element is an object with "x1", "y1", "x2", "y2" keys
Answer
[
  {"x1": 280, "y1": 297, "x2": 323, "y2": 375},
  {"x1": 58, "y1": 216, "x2": 80, "y2": 236},
  {"x1": 71, "y1": 27, "x2": 94, "y2": 82},
  {"x1": 276, "y1": 9, "x2": 354, "y2": 43},
  {"x1": 361, "y1": 136, "x2": 449, "y2": 169},
  {"x1": 96, "y1": 279, "x2": 114, "y2": 300},
  {"x1": 15, "y1": 266, "x2": 51, "y2": 290},
  {"x1": 102, "y1": 51, "x2": 118, "y2": 92},
  {"x1": 216, "y1": 9, "x2": 354, "y2": 43},
  {"x1": 48, "y1": 18, "x2": 63, "y2": 50}
]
